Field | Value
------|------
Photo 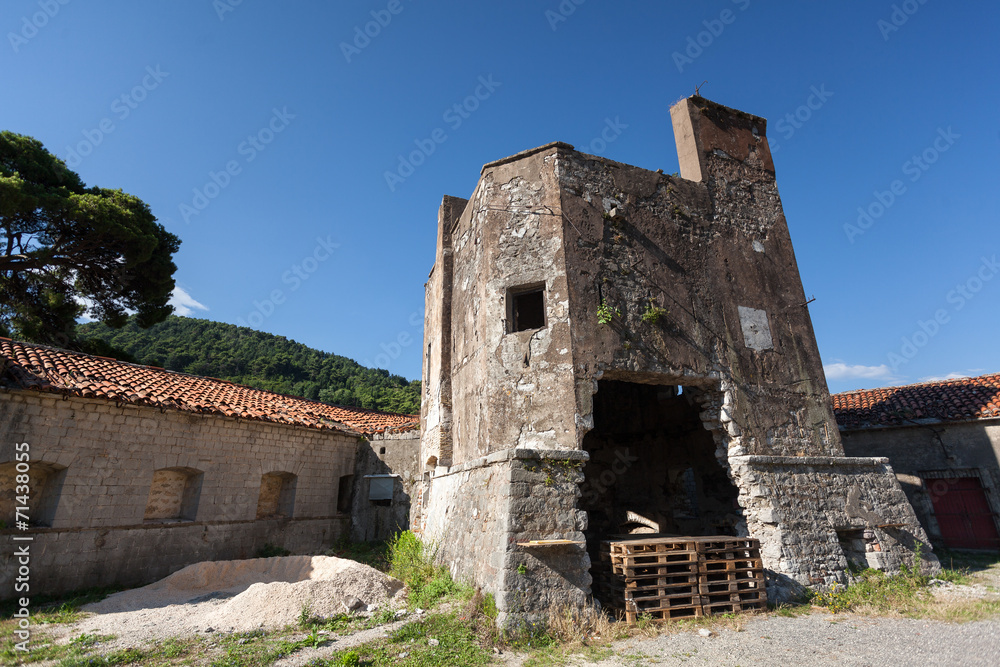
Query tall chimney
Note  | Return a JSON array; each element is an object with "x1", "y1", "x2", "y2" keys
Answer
[{"x1": 669, "y1": 96, "x2": 775, "y2": 182}]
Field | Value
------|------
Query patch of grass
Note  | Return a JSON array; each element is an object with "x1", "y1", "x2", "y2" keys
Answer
[
  {"x1": 388, "y1": 531, "x2": 466, "y2": 609},
  {"x1": 158, "y1": 637, "x2": 195, "y2": 659},
  {"x1": 326, "y1": 538, "x2": 392, "y2": 573},
  {"x1": 0, "y1": 625, "x2": 74, "y2": 665},
  {"x1": 298, "y1": 601, "x2": 314, "y2": 628},
  {"x1": 210, "y1": 631, "x2": 308, "y2": 667},
  {"x1": 769, "y1": 602, "x2": 810, "y2": 618},
  {"x1": 922, "y1": 599, "x2": 1000, "y2": 623},
  {"x1": 58, "y1": 648, "x2": 150, "y2": 666},
  {"x1": 0, "y1": 586, "x2": 119, "y2": 623},
  {"x1": 812, "y1": 567, "x2": 930, "y2": 615},
  {"x1": 319, "y1": 611, "x2": 494, "y2": 667},
  {"x1": 69, "y1": 634, "x2": 116, "y2": 649},
  {"x1": 254, "y1": 543, "x2": 290, "y2": 559}
]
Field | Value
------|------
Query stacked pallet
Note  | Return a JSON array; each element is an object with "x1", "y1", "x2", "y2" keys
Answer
[{"x1": 597, "y1": 536, "x2": 767, "y2": 623}]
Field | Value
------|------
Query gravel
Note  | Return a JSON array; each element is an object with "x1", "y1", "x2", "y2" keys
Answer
[{"x1": 579, "y1": 612, "x2": 1000, "y2": 666}]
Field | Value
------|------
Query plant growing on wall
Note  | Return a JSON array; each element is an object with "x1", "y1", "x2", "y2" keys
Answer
[
  {"x1": 641, "y1": 304, "x2": 668, "y2": 325},
  {"x1": 597, "y1": 299, "x2": 620, "y2": 324}
]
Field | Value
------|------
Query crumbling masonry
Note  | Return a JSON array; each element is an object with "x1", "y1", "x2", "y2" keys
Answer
[{"x1": 413, "y1": 95, "x2": 937, "y2": 623}]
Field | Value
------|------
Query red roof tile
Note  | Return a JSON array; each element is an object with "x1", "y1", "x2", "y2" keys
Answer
[
  {"x1": 832, "y1": 373, "x2": 1000, "y2": 429},
  {"x1": 0, "y1": 339, "x2": 419, "y2": 436}
]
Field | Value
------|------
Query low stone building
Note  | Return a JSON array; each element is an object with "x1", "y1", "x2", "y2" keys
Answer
[
  {"x1": 413, "y1": 94, "x2": 937, "y2": 623},
  {"x1": 834, "y1": 373, "x2": 1000, "y2": 551},
  {"x1": 0, "y1": 338, "x2": 418, "y2": 598}
]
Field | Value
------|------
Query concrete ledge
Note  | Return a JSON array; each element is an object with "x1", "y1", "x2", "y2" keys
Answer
[{"x1": 730, "y1": 455, "x2": 890, "y2": 467}]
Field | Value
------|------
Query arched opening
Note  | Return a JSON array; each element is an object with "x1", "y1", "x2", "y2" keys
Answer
[
  {"x1": 144, "y1": 467, "x2": 203, "y2": 522},
  {"x1": 0, "y1": 461, "x2": 67, "y2": 527},
  {"x1": 256, "y1": 472, "x2": 297, "y2": 519}
]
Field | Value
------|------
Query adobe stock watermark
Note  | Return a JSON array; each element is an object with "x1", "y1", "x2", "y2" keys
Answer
[
  {"x1": 580, "y1": 117, "x2": 628, "y2": 155},
  {"x1": 62, "y1": 66, "x2": 169, "y2": 168},
  {"x1": 340, "y1": 0, "x2": 410, "y2": 63},
  {"x1": 236, "y1": 235, "x2": 340, "y2": 329},
  {"x1": 887, "y1": 254, "x2": 998, "y2": 372},
  {"x1": 213, "y1": 0, "x2": 243, "y2": 21},
  {"x1": 843, "y1": 126, "x2": 959, "y2": 244},
  {"x1": 364, "y1": 311, "x2": 422, "y2": 370},
  {"x1": 178, "y1": 107, "x2": 295, "y2": 224},
  {"x1": 10, "y1": 441, "x2": 33, "y2": 653},
  {"x1": 878, "y1": 0, "x2": 931, "y2": 41},
  {"x1": 545, "y1": 0, "x2": 586, "y2": 31},
  {"x1": 769, "y1": 85, "x2": 833, "y2": 154},
  {"x1": 8, "y1": 0, "x2": 72, "y2": 53},
  {"x1": 384, "y1": 75, "x2": 502, "y2": 192},
  {"x1": 672, "y1": 0, "x2": 751, "y2": 73}
]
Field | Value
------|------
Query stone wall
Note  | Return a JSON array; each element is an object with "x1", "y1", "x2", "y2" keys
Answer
[
  {"x1": 0, "y1": 389, "x2": 357, "y2": 599},
  {"x1": 840, "y1": 420, "x2": 1000, "y2": 544},
  {"x1": 1, "y1": 517, "x2": 345, "y2": 596},
  {"x1": 729, "y1": 455, "x2": 937, "y2": 601},
  {"x1": 350, "y1": 430, "x2": 420, "y2": 542}
]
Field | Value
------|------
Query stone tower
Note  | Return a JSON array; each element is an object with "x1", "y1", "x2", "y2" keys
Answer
[{"x1": 414, "y1": 95, "x2": 936, "y2": 623}]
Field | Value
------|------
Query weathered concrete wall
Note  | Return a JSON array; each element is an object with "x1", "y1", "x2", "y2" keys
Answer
[
  {"x1": 351, "y1": 430, "x2": 420, "y2": 542},
  {"x1": 0, "y1": 389, "x2": 356, "y2": 598},
  {"x1": 840, "y1": 420, "x2": 1000, "y2": 543},
  {"x1": 421, "y1": 447, "x2": 590, "y2": 624}
]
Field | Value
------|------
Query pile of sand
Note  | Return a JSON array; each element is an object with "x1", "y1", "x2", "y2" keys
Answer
[{"x1": 72, "y1": 555, "x2": 404, "y2": 641}]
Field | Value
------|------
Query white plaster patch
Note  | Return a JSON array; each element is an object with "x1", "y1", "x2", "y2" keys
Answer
[
  {"x1": 753, "y1": 240, "x2": 765, "y2": 253},
  {"x1": 738, "y1": 306, "x2": 773, "y2": 351}
]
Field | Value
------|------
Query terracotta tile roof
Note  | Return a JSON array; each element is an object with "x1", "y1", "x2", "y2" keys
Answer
[
  {"x1": 832, "y1": 373, "x2": 1000, "y2": 429},
  {"x1": 0, "y1": 338, "x2": 420, "y2": 436}
]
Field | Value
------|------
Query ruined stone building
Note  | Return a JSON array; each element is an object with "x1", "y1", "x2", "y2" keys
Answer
[
  {"x1": 0, "y1": 338, "x2": 418, "y2": 598},
  {"x1": 414, "y1": 95, "x2": 937, "y2": 622},
  {"x1": 834, "y1": 373, "x2": 1000, "y2": 551}
]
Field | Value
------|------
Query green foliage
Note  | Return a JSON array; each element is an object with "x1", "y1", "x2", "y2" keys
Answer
[
  {"x1": 596, "y1": 299, "x2": 620, "y2": 325},
  {"x1": 298, "y1": 602, "x2": 314, "y2": 629},
  {"x1": 388, "y1": 531, "x2": 460, "y2": 609},
  {"x1": 811, "y1": 566, "x2": 931, "y2": 614},
  {"x1": 330, "y1": 650, "x2": 360, "y2": 667},
  {"x1": 255, "y1": 543, "x2": 290, "y2": 559},
  {"x1": 0, "y1": 131, "x2": 180, "y2": 345},
  {"x1": 641, "y1": 304, "x2": 667, "y2": 324},
  {"x1": 58, "y1": 648, "x2": 149, "y2": 666},
  {"x1": 76, "y1": 315, "x2": 421, "y2": 414}
]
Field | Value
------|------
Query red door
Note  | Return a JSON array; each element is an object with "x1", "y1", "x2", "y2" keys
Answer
[{"x1": 926, "y1": 477, "x2": 1000, "y2": 550}]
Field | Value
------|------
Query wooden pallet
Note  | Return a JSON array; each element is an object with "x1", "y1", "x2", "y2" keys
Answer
[{"x1": 598, "y1": 536, "x2": 767, "y2": 624}]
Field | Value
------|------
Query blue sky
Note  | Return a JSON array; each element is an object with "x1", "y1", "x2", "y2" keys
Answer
[{"x1": 2, "y1": 0, "x2": 998, "y2": 394}]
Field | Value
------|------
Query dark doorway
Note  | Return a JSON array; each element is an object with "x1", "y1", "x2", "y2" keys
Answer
[{"x1": 580, "y1": 380, "x2": 743, "y2": 596}]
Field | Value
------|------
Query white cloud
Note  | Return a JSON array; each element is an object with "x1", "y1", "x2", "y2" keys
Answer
[
  {"x1": 169, "y1": 286, "x2": 209, "y2": 317},
  {"x1": 824, "y1": 362, "x2": 896, "y2": 382}
]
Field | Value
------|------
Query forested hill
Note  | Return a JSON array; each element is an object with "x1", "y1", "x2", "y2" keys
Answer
[{"x1": 75, "y1": 316, "x2": 421, "y2": 414}]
